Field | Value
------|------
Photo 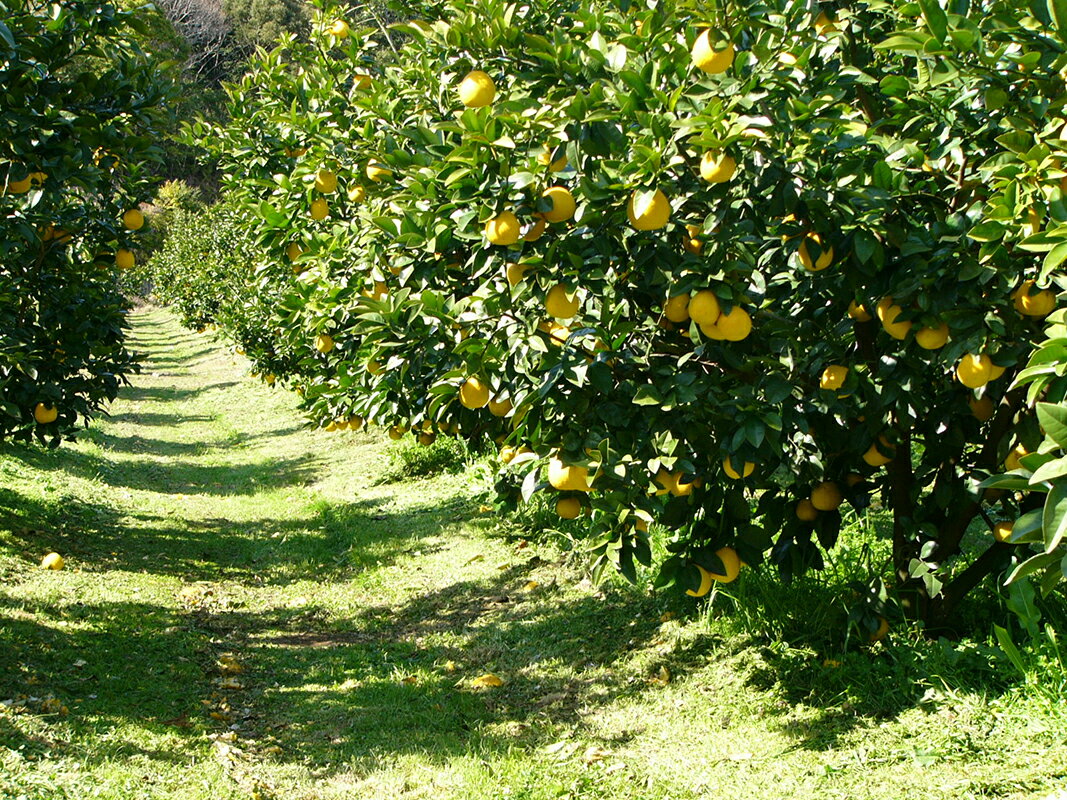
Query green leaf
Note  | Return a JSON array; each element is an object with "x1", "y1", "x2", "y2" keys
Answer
[
  {"x1": 1041, "y1": 242, "x2": 1067, "y2": 282},
  {"x1": 1029, "y1": 455, "x2": 1067, "y2": 485},
  {"x1": 967, "y1": 221, "x2": 1005, "y2": 242},
  {"x1": 993, "y1": 624, "x2": 1027, "y2": 677},
  {"x1": 1050, "y1": 0, "x2": 1067, "y2": 42},
  {"x1": 1006, "y1": 551, "x2": 1061, "y2": 585},
  {"x1": 1037, "y1": 402, "x2": 1067, "y2": 448},
  {"x1": 1043, "y1": 483, "x2": 1067, "y2": 552},
  {"x1": 918, "y1": 0, "x2": 948, "y2": 43}
]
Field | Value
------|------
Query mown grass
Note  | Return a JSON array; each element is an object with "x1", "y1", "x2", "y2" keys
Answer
[{"x1": 0, "y1": 307, "x2": 1065, "y2": 800}]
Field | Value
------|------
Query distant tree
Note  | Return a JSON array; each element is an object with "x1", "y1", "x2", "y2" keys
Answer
[{"x1": 223, "y1": 0, "x2": 309, "y2": 50}]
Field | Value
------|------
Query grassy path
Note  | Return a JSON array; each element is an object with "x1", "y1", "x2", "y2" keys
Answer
[{"x1": 1, "y1": 308, "x2": 1066, "y2": 799}]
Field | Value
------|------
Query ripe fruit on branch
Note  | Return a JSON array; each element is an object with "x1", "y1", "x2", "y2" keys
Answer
[
  {"x1": 915, "y1": 323, "x2": 949, "y2": 350},
  {"x1": 810, "y1": 481, "x2": 842, "y2": 511},
  {"x1": 122, "y1": 209, "x2": 144, "y2": 230},
  {"x1": 458, "y1": 70, "x2": 496, "y2": 107},
  {"x1": 798, "y1": 233, "x2": 833, "y2": 271},
  {"x1": 541, "y1": 186, "x2": 576, "y2": 223},
  {"x1": 556, "y1": 497, "x2": 582, "y2": 519},
  {"x1": 956, "y1": 353, "x2": 993, "y2": 389},
  {"x1": 548, "y1": 454, "x2": 593, "y2": 492},
  {"x1": 691, "y1": 29, "x2": 735, "y2": 74},
  {"x1": 700, "y1": 151, "x2": 735, "y2": 183},
  {"x1": 485, "y1": 211, "x2": 520, "y2": 245},
  {"x1": 545, "y1": 284, "x2": 579, "y2": 319},
  {"x1": 627, "y1": 189, "x2": 670, "y2": 231},
  {"x1": 34, "y1": 403, "x2": 58, "y2": 424},
  {"x1": 723, "y1": 457, "x2": 754, "y2": 479},
  {"x1": 314, "y1": 169, "x2": 338, "y2": 194},
  {"x1": 819, "y1": 365, "x2": 848, "y2": 391},
  {"x1": 459, "y1": 376, "x2": 490, "y2": 409}
]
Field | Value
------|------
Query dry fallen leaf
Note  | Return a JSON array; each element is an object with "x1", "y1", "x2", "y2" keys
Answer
[
  {"x1": 442, "y1": 660, "x2": 457, "y2": 672},
  {"x1": 216, "y1": 677, "x2": 244, "y2": 691},
  {"x1": 464, "y1": 554, "x2": 485, "y2": 565},
  {"x1": 648, "y1": 666, "x2": 671, "y2": 686},
  {"x1": 659, "y1": 611, "x2": 676, "y2": 622},
  {"x1": 402, "y1": 675, "x2": 418, "y2": 685},
  {"x1": 583, "y1": 746, "x2": 609, "y2": 764},
  {"x1": 523, "y1": 580, "x2": 539, "y2": 590},
  {"x1": 478, "y1": 504, "x2": 493, "y2": 513},
  {"x1": 217, "y1": 655, "x2": 244, "y2": 675},
  {"x1": 471, "y1": 673, "x2": 504, "y2": 688}
]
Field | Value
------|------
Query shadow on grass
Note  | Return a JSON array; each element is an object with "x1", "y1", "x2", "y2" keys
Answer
[
  {"x1": 0, "y1": 564, "x2": 671, "y2": 777},
  {"x1": 2, "y1": 444, "x2": 318, "y2": 497}
]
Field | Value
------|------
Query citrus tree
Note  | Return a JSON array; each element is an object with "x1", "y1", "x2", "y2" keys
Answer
[
  {"x1": 178, "y1": 0, "x2": 1067, "y2": 628},
  {"x1": 0, "y1": 0, "x2": 169, "y2": 445}
]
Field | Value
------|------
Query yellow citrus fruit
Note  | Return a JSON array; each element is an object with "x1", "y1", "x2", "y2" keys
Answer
[
  {"x1": 523, "y1": 217, "x2": 547, "y2": 242},
  {"x1": 723, "y1": 457, "x2": 754, "y2": 479},
  {"x1": 348, "y1": 184, "x2": 366, "y2": 203},
  {"x1": 653, "y1": 469, "x2": 678, "y2": 496},
  {"x1": 310, "y1": 198, "x2": 329, "y2": 220},
  {"x1": 993, "y1": 520, "x2": 1014, "y2": 543},
  {"x1": 798, "y1": 233, "x2": 833, "y2": 271},
  {"x1": 353, "y1": 73, "x2": 372, "y2": 90},
  {"x1": 315, "y1": 334, "x2": 335, "y2": 353},
  {"x1": 672, "y1": 474, "x2": 698, "y2": 497},
  {"x1": 969, "y1": 395, "x2": 994, "y2": 421},
  {"x1": 548, "y1": 454, "x2": 592, "y2": 492},
  {"x1": 5, "y1": 174, "x2": 32, "y2": 194},
  {"x1": 115, "y1": 249, "x2": 135, "y2": 270},
  {"x1": 688, "y1": 290, "x2": 720, "y2": 326},
  {"x1": 915, "y1": 323, "x2": 949, "y2": 350},
  {"x1": 876, "y1": 297, "x2": 910, "y2": 339},
  {"x1": 848, "y1": 301, "x2": 871, "y2": 321},
  {"x1": 820, "y1": 365, "x2": 848, "y2": 391},
  {"x1": 328, "y1": 19, "x2": 350, "y2": 37},
  {"x1": 627, "y1": 189, "x2": 670, "y2": 231},
  {"x1": 1005, "y1": 442, "x2": 1029, "y2": 471},
  {"x1": 545, "y1": 284, "x2": 579, "y2": 319},
  {"x1": 956, "y1": 353, "x2": 992, "y2": 388},
  {"x1": 691, "y1": 29, "x2": 735, "y2": 74},
  {"x1": 1013, "y1": 280, "x2": 1056, "y2": 317},
  {"x1": 796, "y1": 499, "x2": 818, "y2": 521},
  {"x1": 499, "y1": 445, "x2": 517, "y2": 463},
  {"x1": 863, "y1": 438, "x2": 893, "y2": 467},
  {"x1": 41, "y1": 552, "x2": 64, "y2": 570},
  {"x1": 34, "y1": 403, "x2": 58, "y2": 424},
  {"x1": 542, "y1": 186, "x2": 576, "y2": 223},
  {"x1": 988, "y1": 362, "x2": 1007, "y2": 381},
  {"x1": 686, "y1": 565, "x2": 713, "y2": 597},
  {"x1": 488, "y1": 396, "x2": 512, "y2": 416},
  {"x1": 286, "y1": 242, "x2": 304, "y2": 261},
  {"x1": 505, "y1": 262, "x2": 529, "y2": 286},
  {"x1": 418, "y1": 431, "x2": 436, "y2": 446},
  {"x1": 314, "y1": 169, "x2": 338, "y2": 193},
  {"x1": 366, "y1": 161, "x2": 392, "y2": 182},
  {"x1": 708, "y1": 547, "x2": 741, "y2": 583},
  {"x1": 700, "y1": 319, "x2": 727, "y2": 340},
  {"x1": 122, "y1": 209, "x2": 144, "y2": 230},
  {"x1": 665, "y1": 294, "x2": 691, "y2": 323},
  {"x1": 810, "y1": 481, "x2": 843, "y2": 511},
  {"x1": 700, "y1": 151, "x2": 736, "y2": 183},
  {"x1": 716, "y1": 306, "x2": 752, "y2": 341},
  {"x1": 683, "y1": 224, "x2": 703, "y2": 255},
  {"x1": 869, "y1": 616, "x2": 889, "y2": 642},
  {"x1": 388, "y1": 425, "x2": 407, "y2": 440},
  {"x1": 485, "y1": 211, "x2": 521, "y2": 245},
  {"x1": 459, "y1": 376, "x2": 490, "y2": 409},
  {"x1": 556, "y1": 497, "x2": 582, "y2": 519},
  {"x1": 814, "y1": 11, "x2": 837, "y2": 34},
  {"x1": 458, "y1": 70, "x2": 496, "y2": 107},
  {"x1": 367, "y1": 359, "x2": 384, "y2": 375},
  {"x1": 537, "y1": 147, "x2": 568, "y2": 172}
]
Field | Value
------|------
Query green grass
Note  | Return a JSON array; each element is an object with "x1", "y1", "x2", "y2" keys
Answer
[{"x1": 1, "y1": 307, "x2": 1066, "y2": 799}]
